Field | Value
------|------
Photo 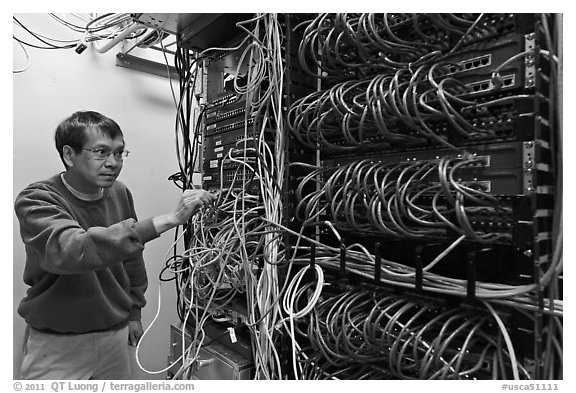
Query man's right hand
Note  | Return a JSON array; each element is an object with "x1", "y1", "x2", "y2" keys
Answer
[
  {"x1": 153, "y1": 189, "x2": 216, "y2": 235},
  {"x1": 170, "y1": 189, "x2": 216, "y2": 225}
]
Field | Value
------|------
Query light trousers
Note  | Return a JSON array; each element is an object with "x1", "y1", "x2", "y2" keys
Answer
[{"x1": 20, "y1": 325, "x2": 132, "y2": 380}]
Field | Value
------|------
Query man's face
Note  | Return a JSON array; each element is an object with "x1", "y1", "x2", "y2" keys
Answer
[{"x1": 64, "y1": 127, "x2": 125, "y2": 194}]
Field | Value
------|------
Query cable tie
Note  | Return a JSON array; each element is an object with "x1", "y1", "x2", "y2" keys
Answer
[
  {"x1": 309, "y1": 243, "x2": 316, "y2": 269},
  {"x1": 415, "y1": 245, "x2": 423, "y2": 292},
  {"x1": 374, "y1": 241, "x2": 381, "y2": 283},
  {"x1": 227, "y1": 327, "x2": 237, "y2": 343},
  {"x1": 339, "y1": 239, "x2": 346, "y2": 278}
]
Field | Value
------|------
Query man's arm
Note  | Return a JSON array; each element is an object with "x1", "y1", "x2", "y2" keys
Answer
[
  {"x1": 124, "y1": 253, "x2": 147, "y2": 346},
  {"x1": 152, "y1": 189, "x2": 216, "y2": 234},
  {"x1": 15, "y1": 187, "x2": 155, "y2": 274},
  {"x1": 15, "y1": 187, "x2": 216, "y2": 275}
]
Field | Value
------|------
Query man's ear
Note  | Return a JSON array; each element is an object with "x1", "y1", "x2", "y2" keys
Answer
[{"x1": 62, "y1": 145, "x2": 76, "y2": 168}]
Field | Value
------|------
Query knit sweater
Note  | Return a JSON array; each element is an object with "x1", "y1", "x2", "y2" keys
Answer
[{"x1": 14, "y1": 174, "x2": 160, "y2": 334}]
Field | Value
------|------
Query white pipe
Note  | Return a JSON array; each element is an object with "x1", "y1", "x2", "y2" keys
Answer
[
  {"x1": 122, "y1": 28, "x2": 158, "y2": 54},
  {"x1": 93, "y1": 22, "x2": 145, "y2": 53}
]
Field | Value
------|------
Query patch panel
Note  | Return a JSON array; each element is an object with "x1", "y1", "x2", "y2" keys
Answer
[
  {"x1": 459, "y1": 14, "x2": 536, "y2": 46},
  {"x1": 206, "y1": 96, "x2": 248, "y2": 121},
  {"x1": 205, "y1": 118, "x2": 255, "y2": 136},
  {"x1": 225, "y1": 170, "x2": 249, "y2": 183},
  {"x1": 203, "y1": 166, "x2": 258, "y2": 187},
  {"x1": 316, "y1": 124, "x2": 534, "y2": 153},
  {"x1": 323, "y1": 141, "x2": 529, "y2": 170},
  {"x1": 206, "y1": 92, "x2": 240, "y2": 111},
  {"x1": 446, "y1": 54, "x2": 492, "y2": 75},
  {"x1": 417, "y1": 71, "x2": 517, "y2": 101},
  {"x1": 466, "y1": 73, "x2": 516, "y2": 95},
  {"x1": 430, "y1": 33, "x2": 528, "y2": 99},
  {"x1": 436, "y1": 179, "x2": 492, "y2": 193},
  {"x1": 203, "y1": 149, "x2": 255, "y2": 175},
  {"x1": 204, "y1": 129, "x2": 258, "y2": 152},
  {"x1": 206, "y1": 107, "x2": 247, "y2": 124}
]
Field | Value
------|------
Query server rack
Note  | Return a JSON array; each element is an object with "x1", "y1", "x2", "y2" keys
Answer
[{"x1": 158, "y1": 13, "x2": 561, "y2": 380}]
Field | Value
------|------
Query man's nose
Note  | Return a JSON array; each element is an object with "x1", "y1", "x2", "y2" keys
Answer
[{"x1": 104, "y1": 154, "x2": 121, "y2": 167}]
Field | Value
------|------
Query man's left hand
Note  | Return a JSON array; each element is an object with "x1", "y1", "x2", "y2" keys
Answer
[{"x1": 128, "y1": 320, "x2": 144, "y2": 347}]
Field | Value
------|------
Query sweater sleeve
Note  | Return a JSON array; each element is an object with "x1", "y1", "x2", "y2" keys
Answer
[
  {"x1": 123, "y1": 187, "x2": 148, "y2": 321},
  {"x1": 123, "y1": 255, "x2": 148, "y2": 321},
  {"x1": 15, "y1": 185, "x2": 159, "y2": 275}
]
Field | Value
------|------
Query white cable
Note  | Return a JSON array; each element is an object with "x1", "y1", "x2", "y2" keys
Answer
[
  {"x1": 13, "y1": 39, "x2": 30, "y2": 73},
  {"x1": 395, "y1": 235, "x2": 466, "y2": 278},
  {"x1": 279, "y1": 264, "x2": 325, "y2": 325},
  {"x1": 483, "y1": 301, "x2": 520, "y2": 380},
  {"x1": 135, "y1": 228, "x2": 187, "y2": 375}
]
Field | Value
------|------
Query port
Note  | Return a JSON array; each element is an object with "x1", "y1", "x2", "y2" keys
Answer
[
  {"x1": 464, "y1": 155, "x2": 491, "y2": 167},
  {"x1": 470, "y1": 180, "x2": 491, "y2": 192},
  {"x1": 206, "y1": 118, "x2": 255, "y2": 135},
  {"x1": 465, "y1": 74, "x2": 515, "y2": 95},
  {"x1": 446, "y1": 54, "x2": 492, "y2": 75}
]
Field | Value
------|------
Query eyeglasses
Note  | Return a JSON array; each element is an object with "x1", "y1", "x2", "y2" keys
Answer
[{"x1": 83, "y1": 148, "x2": 130, "y2": 160}]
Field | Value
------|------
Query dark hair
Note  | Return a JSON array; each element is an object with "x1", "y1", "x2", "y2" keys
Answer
[{"x1": 54, "y1": 111, "x2": 123, "y2": 167}]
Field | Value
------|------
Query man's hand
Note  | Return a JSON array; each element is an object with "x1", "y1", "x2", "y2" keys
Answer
[
  {"x1": 128, "y1": 320, "x2": 144, "y2": 347},
  {"x1": 153, "y1": 189, "x2": 217, "y2": 235},
  {"x1": 170, "y1": 189, "x2": 216, "y2": 225}
]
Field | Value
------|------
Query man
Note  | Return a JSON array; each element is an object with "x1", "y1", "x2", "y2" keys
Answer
[{"x1": 14, "y1": 111, "x2": 215, "y2": 379}]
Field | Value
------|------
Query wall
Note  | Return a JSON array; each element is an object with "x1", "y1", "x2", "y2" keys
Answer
[{"x1": 12, "y1": 14, "x2": 186, "y2": 379}]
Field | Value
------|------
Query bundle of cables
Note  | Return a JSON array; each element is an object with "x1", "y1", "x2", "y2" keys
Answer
[
  {"x1": 288, "y1": 50, "x2": 543, "y2": 153},
  {"x1": 165, "y1": 13, "x2": 291, "y2": 380},
  {"x1": 294, "y1": 154, "x2": 510, "y2": 244},
  {"x1": 296, "y1": 13, "x2": 488, "y2": 80},
  {"x1": 292, "y1": 283, "x2": 533, "y2": 380},
  {"x1": 14, "y1": 13, "x2": 164, "y2": 73}
]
